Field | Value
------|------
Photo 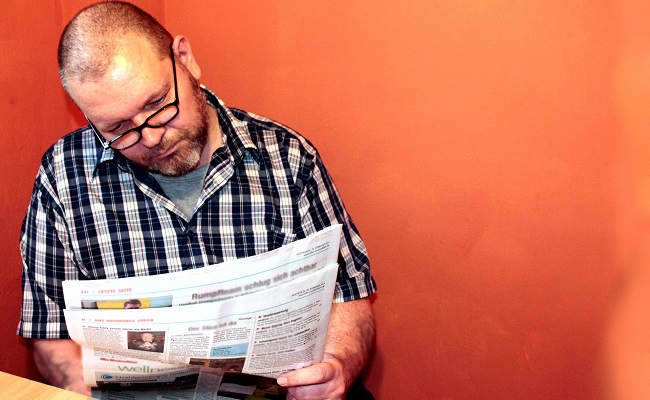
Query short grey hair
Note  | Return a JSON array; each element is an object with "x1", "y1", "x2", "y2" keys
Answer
[{"x1": 57, "y1": 1, "x2": 173, "y2": 94}]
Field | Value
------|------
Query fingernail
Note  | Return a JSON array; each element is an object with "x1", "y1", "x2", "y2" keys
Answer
[{"x1": 277, "y1": 377, "x2": 287, "y2": 386}]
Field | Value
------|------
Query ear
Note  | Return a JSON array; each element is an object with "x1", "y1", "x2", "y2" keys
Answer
[{"x1": 172, "y1": 35, "x2": 201, "y2": 80}]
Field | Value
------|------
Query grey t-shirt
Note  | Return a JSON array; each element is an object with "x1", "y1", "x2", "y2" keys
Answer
[{"x1": 151, "y1": 164, "x2": 210, "y2": 221}]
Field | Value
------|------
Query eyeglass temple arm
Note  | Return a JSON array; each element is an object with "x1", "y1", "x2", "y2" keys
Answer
[{"x1": 85, "y1": 116, "x2": 110, "y2": 149}]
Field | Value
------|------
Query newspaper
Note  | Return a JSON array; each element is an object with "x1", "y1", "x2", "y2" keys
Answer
[{"x1": 61, "y1": 225, "x2": 342, "y2": 399}]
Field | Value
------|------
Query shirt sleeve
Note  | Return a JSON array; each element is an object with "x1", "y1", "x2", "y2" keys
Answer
[
  {"x1": 17, "y1": 165, "x2": 76, "y2": 339},
  {"x1": 296, "y1": 152, "x2": 377, "y2": 303}
]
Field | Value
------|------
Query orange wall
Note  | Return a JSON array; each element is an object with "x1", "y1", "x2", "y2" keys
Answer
[
  {"x1": 1, "y1": 1, "x2": 77, "y2": 379},
  {"x1": 0, "y1": 0, "x2": 164, "y2": 381},
  {"x1": 0, "y1": 1, "x2": 629, "y2": 399}
]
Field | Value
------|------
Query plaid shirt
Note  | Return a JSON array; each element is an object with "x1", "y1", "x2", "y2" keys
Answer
[{"x1": 18, "y1": 88, "x2": 376, "y2": 339}]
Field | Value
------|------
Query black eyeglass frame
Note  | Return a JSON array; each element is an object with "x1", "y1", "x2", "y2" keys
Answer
[{"x1": 85, "y1": 47, "x2": 179, "y2": 151}]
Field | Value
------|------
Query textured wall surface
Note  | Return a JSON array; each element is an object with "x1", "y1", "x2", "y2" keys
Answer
[{"x1": 1, "y1": 1, "x2": 633, "y2": 399}]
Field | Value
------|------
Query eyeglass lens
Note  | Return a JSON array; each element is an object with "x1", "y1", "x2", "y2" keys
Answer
[{"x1": 109, "y1": 105, "x2": 179, "y2": 149}]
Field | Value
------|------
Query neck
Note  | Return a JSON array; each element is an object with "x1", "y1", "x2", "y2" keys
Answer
[{"x1": 197, "y1": 105, "x2": 222, "y2": 168}]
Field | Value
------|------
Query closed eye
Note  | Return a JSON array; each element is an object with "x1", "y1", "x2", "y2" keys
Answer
[
  {"x1": 149, "y1": 94, "x2": 167, "y2": 108},
  {"x1": 152, "y1": 95, "x2": 167, "y2": 106},
  {"x1": 107, "y1": 122, "x2": 125, "y2": 133}
]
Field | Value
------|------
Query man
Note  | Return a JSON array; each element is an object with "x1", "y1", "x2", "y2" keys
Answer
[
  {"x1": 129, "y1": 332, "x2": 163, "y2": 352},
  {"x1": 123, "y1": 299, "x2": 142, "y2": 309},
  {"x1": 18, "y1": 1, "x2": 376, "y2": 399}
]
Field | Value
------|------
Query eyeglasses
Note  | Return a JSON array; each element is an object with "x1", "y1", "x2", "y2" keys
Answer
[{"x1": 86, "y1": 47, "x2": 179, "y2": 151}]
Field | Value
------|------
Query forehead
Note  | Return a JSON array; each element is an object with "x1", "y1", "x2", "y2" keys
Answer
[{"x1": 68, "y1": 40, "x2": 169, "y2": 121}]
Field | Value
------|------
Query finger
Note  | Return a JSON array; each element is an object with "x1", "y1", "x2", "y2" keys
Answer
[
  {"x1": 286, "y1": 381, "x2": 345, "y2": 400},
  {"x1": 277, "y1": 362, "x2": 337, "y2": 387}
]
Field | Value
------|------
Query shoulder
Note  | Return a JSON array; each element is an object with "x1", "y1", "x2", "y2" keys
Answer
[
  {"x1": 230, "y1": 107, "x2": 320, "y2": 161},
  {"x1": 204, "y1": 88, "x2": 323, "y2": 174},
  {"x1": 41, "y1": 126, "x2": 97, "y2": 166},
  {"x1": 37, "y1": 127, "x2": 103, "y2": 191}
]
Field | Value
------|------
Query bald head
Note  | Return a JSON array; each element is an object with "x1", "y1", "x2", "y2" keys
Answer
[{"x1": 58, "y1": 1, "x2": 172, "y2": 94}]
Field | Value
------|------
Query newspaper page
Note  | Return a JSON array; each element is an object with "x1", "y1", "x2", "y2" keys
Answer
[
  {"x1": 62, "y1": 226, "x2": 342, "y2": 398},
  {"x1": 63, "y1": 224, "x2": 342, "y2": 310},
  {"x1": 71, "y1": 264, "x2": 337, "y2": 398}
]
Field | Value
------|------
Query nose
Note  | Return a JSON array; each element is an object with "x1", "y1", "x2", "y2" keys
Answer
[
  {"x1": 130, "y1": 111, "x2": 164, "y2": 148},
  {"x1": 138, "y1": 125, "x2": 166, "y2": 148}
]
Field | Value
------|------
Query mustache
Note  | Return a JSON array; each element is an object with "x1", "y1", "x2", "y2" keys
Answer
[{"x1": 144, "y1": 135, "x2": 177, "y2": 161}]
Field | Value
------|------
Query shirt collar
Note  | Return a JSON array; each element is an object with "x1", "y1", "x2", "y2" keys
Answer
[{"x1": 203, "y1": 86, "x2": 260, "y2": 165}]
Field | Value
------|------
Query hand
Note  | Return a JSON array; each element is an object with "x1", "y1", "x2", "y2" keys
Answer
[
  {"x1": 277, "y1": 353, "x2": 349, "y2": 400},
  {"x1": 63, "y1": 382, "x2": 92, "y2": 395},
  {"x1": 33, "y1": 339, "x2": 90, "y2": 395},
  {"x1": 277, "y1": 298, "x2": 374, "y2": 400}
]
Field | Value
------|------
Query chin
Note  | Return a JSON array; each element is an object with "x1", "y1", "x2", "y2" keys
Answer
[{"x1": 151, "y1": 150, "x2": 201, "y2": 176}]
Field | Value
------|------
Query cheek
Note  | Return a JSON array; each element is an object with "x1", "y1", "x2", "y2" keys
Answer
[
  {"x1": 175, "y1": 85, "x2": 206, "y2": 127},
  {"x1": 120, "y1": 147, "x2": 145, "y2": 159}
]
